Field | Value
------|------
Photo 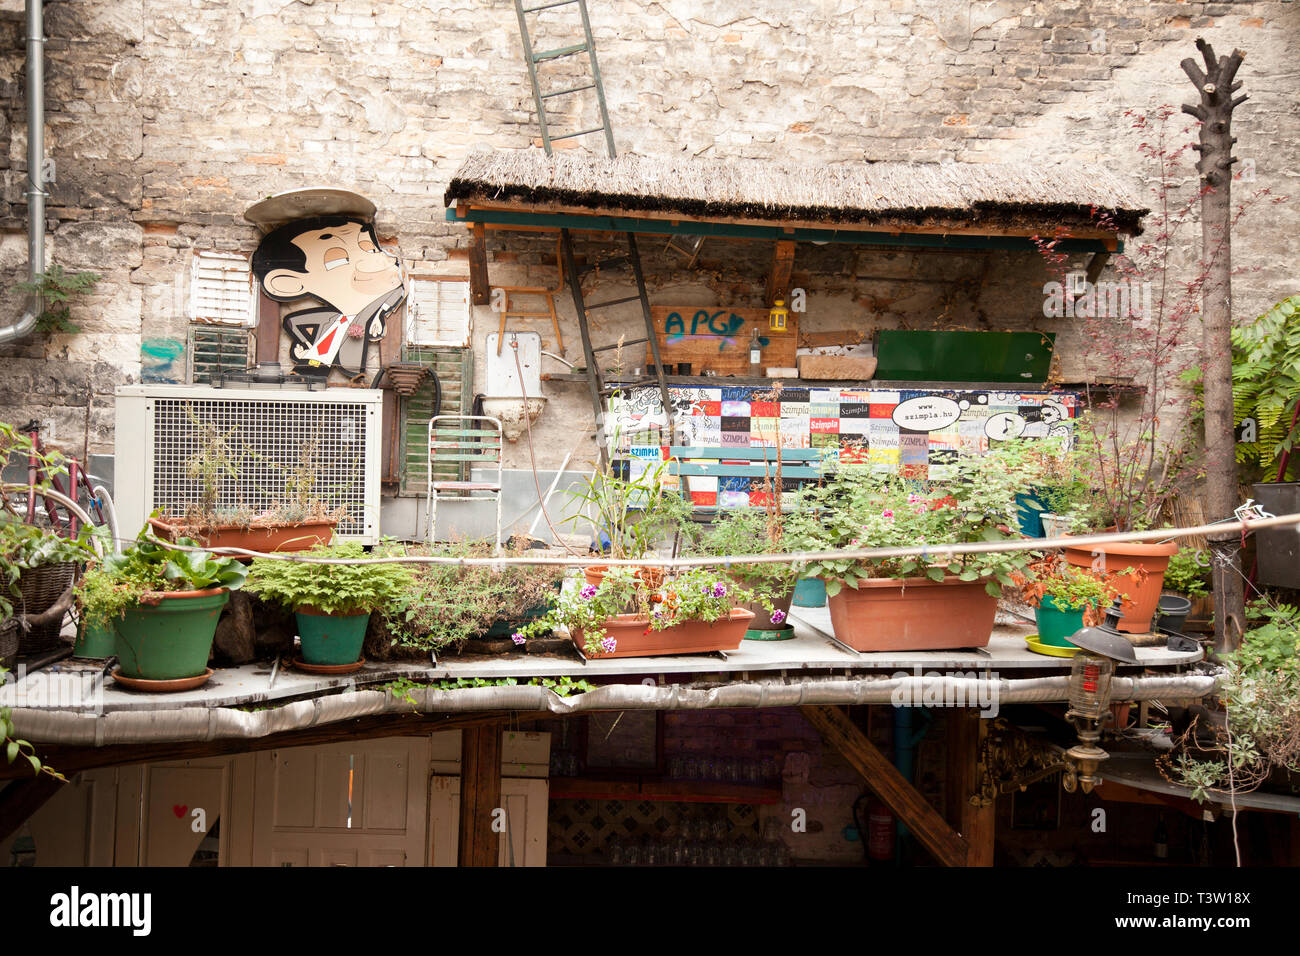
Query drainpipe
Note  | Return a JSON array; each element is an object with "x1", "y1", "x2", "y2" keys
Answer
[{"x1": 0, "y1": 0, "x2": 45, "y2": 345}]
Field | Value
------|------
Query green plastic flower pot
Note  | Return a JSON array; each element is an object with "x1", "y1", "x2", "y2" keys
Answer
[
  {"x1": 1035, "y1": 595, "x2": 1088, "y2": 648},
  {"x1": 74, "y1": 619, "x2": 117, "y2": 659},
  {"x1": 296, "y1": 608, "x2": 370, "y2": 665},
  {"x1": 114, "y1": 588, "x2": 229, "y2": 680}
]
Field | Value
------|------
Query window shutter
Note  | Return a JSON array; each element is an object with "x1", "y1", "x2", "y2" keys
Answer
[
  {"x1": 401, "y1": 345, "x2": 473, "y2": 494},
  {"x1": 406, "y1": 277, "x2": 471, "y2": 348},
  {"x1": 188, "y1": 325, "x2": 251, "y2": 384}
]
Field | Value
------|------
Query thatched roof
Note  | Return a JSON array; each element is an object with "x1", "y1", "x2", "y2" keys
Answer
[{"x1": 445, "y1": 150, "x2": 1147, "y2": 235}]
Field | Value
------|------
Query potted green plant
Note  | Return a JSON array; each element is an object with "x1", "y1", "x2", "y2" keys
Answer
[
  {"x1": 148, "y1": 411, "x2": 343, "y2": 553},
  {"x1": 1166, "y1": 601, "x2": 1300, "y2": 803},
  {"x1": 515, "y1": 565, "x2": 758, "y2": 659},
  {"x1": 0, "y1": 518, "x2": 97, "y2": 660},
  {"x1": 381, "y1": 542, "x2": 563, "y2": 653},
  {"x1": 565, "y1": 457, "x2": 692, "y2": 590},
  {"x1": 1156, "y1": 545, "x2": 1212, "y2": 632},
  {"x1": 76, "y1": 529, "x2": 248, "y2": 685},
  {"x1": 1051, "y1": 416, "x2": 1183, "y2": 633},
  {"x1": 245, "y1": 541, "x2": 414, "y2": 666},
  {"x1": 794, "y1": 445, "x2": 1040, "y2": 651},
  {"x1": 1011, "y1": 555, "x2": 1131, "y2": 648}
]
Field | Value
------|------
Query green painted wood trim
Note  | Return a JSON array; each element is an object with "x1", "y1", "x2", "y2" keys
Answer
[{"x1": 445, "y1": 208, "x2": 1121, "y2": 254}]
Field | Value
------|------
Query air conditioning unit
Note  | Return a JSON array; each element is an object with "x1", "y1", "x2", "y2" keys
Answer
[{"x1": 114, "y1": 385, "x2": 384, "y2": 544}]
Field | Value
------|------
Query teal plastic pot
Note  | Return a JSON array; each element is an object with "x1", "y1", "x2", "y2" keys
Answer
[
  {"x1": 74, "y1": 619, "x2": 117, "y2": 659},
  {"x1": 792, "y1": 578, "x2": 827, "y2": 608},
  {"x1": 296, "y1": 608, "x2": 371, "y2": 665},
  {"x1": 114, "y1": 588, "x2": 229, "y2": 680},
  {"x1": 1035, "y1": 595, "x2": 1088, "y2": 647}
]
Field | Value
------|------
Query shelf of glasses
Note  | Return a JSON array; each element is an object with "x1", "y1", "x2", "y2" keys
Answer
[{"x1": 549, "y1": 777, "x2": 783, "y2": 805}]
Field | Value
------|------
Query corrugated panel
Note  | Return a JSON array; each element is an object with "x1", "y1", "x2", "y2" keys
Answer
[
  {"x1": 189, "y1": 326, "x2": 251, "y2": 384},
  {"x1": 190, "y1": 251, "x2": 255, "y2": 326},
  {"x1": 401, "y1": 346, "x2": 473, "y2": 494}
]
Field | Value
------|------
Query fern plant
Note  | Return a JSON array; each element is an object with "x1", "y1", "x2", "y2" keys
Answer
[
  {"x1": 245, "y1": 542, "x2": 414, "y2": 616},
  {"x1": 1229, "y1": 295, "x2": 1300, "y2": 478},
  {"x1": 13, "y1": 265, "x2": 102, "y2": 335}
]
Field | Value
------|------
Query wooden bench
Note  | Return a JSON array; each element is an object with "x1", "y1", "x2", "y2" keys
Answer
[{"x1": 661, "y1": 445, "x2": 832, "y2": 516}]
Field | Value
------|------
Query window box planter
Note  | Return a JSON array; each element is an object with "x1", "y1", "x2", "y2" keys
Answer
[
  {"x1": 572, "y1": 607, "x2": 754, "y2": 659},
  {"x1": 113, "y1": 587, "x2": 230, "y2": 681},
  {"x1": 1063, "y1": 541, "x2": 1176, "y2": 634},
  {"x1": 825, "y1": 576, "x2": 998, "y2": 652},
  {"x1": 148, "y1": 515, "x2": 337, "y2": 554}
]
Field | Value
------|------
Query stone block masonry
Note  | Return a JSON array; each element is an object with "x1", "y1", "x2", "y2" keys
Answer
[{"x1": 0, "y1": 0, "x2": 1293, "y2": 469}]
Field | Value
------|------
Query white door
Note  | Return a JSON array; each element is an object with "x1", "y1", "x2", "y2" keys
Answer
[
  {"x1": 427, "y1": 775, "x2": 549, "y2": 867},
  {"x1": 249, "y1": 737, "x2": 431, "y2": 867}
]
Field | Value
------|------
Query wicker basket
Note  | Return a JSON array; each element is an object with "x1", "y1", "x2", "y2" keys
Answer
[
  {"x1": 14, "y1": 561, "x2": 77, "y2": 655},
  {"x1": 0, "y1": 619, "x2": 18, "y2": 670}
]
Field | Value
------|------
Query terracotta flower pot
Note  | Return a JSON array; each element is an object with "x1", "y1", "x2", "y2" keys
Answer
[
  {"x1": 149, "y1": 516, "x2": 337, "y2": 554},
  {"x1": 582, "y1": 565, "x2": 665, "y2": 590},
  {"x1": 825, "y1": 576, "x2": 998, "y2": 652},
  {"x1": 1063, "y1": 541, "x2": 1176, "y2": 634},
  {"x1": 572, "y1": 608, "x2": 754, "y2": 659}
]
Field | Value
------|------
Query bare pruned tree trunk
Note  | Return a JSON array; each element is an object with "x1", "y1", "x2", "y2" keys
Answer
[{"x1": 1183, "y1": 38, "x2": 1247, "y2": 652}]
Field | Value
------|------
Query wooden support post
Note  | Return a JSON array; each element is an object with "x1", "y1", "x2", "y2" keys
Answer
[
  {"x1": 468, "y1": 221, "x2": 491, "y2": 306},
  {"x1": 0, "y1": 774, "x2": 66, "y2": 844},
  {"x1": 801, "y1": 705, "x2": 969, "y2": 867},
  {"x1": 457, "y1": 724, "x2": 502, "y2": 867},
  {"x1": 946, "y1": 708, "x2": 995, "y2": 867},
  {"x1": 1183, "y1": 37, "x2": 1248, "y2": 652},
  {"x1": 765, "y1": 239, "x2": 795, "y2": 307},
  {"x1": 255, "y1": 290, "x2": 280, "y2": 363}
]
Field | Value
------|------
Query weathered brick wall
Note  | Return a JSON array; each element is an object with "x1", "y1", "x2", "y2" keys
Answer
[{"x1": 0, "y1": 0, "x2": 1295, "y2": 467}]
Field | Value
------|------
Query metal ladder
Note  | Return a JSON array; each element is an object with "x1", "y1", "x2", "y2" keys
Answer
[{"x1": 512, "y1": 0, "x2": 675, "y2": 464}]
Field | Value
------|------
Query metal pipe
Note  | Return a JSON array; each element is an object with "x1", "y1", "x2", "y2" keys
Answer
[
  {"x1": 0, "y1": 0, "x2": 45, "y2": 345},
  {"x1": 6, "y1": 673, "x2": 1219, "y2": 746}
]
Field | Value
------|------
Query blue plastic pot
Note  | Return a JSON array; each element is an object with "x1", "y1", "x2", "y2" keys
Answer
[{"x1": 792, "y1": 578, "x2": 827, "y2": 608}]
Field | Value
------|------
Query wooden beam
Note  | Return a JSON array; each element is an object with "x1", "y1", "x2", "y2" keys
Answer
[
  {"x1": 0, "y1": 774, "x2": 66, "y2": 843},
  {"x1": 800, "y1": 705, "x2": 969, "y2": 867},
  {"x1": 458, "y1": 724, "x2": 502, "y2": 867},
  {"x1": 467, "y1": 221, "x2": 490, "y2": 306},
  {"x1": 765, "y1": 240, "x2": 796, "y2": 307},
  {"x1": 0, "y1": 711, "x2": 534, "y2": 781},
  {"x1": 946, "y1": 709, "x2": 996, "y2": 866}
]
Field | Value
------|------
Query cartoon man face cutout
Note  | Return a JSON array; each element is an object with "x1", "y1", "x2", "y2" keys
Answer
[{"x1": 251, "y1": 215, "x2": 407, "y2": 377}]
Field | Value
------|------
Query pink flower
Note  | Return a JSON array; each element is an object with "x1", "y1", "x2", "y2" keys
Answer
[
  {"x1": 511, "y1": 632, "x2": 526, "y2": 646},
  {"x1": 881, "y1": 509, "x2": 895, "y2": 520},
  {"x1": 770, "y1": 609, "x2": 787, "y2": 625}
]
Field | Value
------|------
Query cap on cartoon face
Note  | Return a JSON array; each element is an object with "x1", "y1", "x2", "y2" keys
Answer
[{"x1": 254, "y1": 217, "x2": 403, "y2": 316}]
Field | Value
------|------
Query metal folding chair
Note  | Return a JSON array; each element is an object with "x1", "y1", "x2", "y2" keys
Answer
[{"x1": 425, "y1": 415, "x2": 504, "y2": 551}]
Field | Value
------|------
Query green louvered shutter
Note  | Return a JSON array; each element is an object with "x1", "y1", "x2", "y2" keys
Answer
[{"x1": 401, "y1": 346, "x2": 474, "y2": 494}]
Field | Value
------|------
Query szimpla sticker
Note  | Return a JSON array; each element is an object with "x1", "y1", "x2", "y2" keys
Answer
[{"x1": 251, "y1": 215, "x2": 407, "y2": 378}]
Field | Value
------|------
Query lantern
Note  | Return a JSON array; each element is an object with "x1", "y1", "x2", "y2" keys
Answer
[
  {"x1": 768, "y1": 298, "x2": 789, "y2": 333},
  {"x1": 1061, "y1": 599, "x2": 1137, "y2": 793}
]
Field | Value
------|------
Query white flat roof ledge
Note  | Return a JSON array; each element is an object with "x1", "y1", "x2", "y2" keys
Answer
[{"x1": 1, "y1": 607, "x2": 1205, "y2": 727}]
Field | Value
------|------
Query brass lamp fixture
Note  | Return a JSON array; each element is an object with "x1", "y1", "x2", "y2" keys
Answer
[
  {"x1": 1061, "y1": 598, "x2": 1138, "y2": 793},
  {"x1": 768, "y1": 298, "x2": 789, "y2": 333}
]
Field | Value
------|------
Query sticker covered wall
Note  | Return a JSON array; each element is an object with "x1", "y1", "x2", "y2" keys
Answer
[{"x1": 608, "y1": 384, "x2": 1078, "y2": 508}]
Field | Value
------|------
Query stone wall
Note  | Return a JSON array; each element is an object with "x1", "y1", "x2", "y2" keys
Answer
[{"x1": 0, "y1": 0, "x2": 1295, "y2": 473}]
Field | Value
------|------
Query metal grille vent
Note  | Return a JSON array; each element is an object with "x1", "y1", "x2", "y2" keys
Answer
[{"x1": 150, "y1": 397, "x2": 373, "y2": 538}]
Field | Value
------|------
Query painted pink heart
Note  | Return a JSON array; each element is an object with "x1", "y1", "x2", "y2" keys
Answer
[{"x1": 172, "y1": 804, "x2": 188, "y2": 819}]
